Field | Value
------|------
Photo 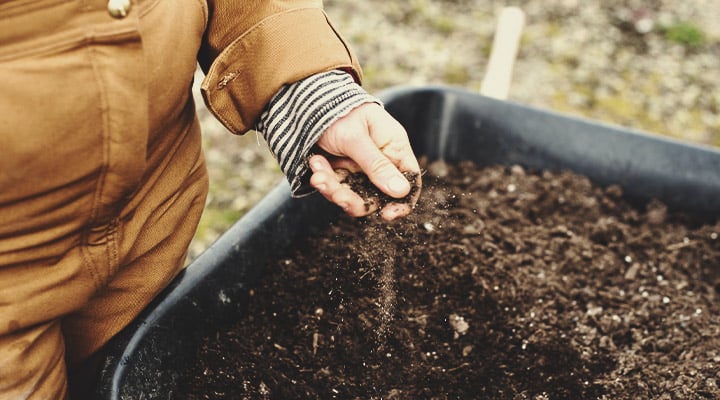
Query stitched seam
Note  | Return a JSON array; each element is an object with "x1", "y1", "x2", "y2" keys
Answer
[
  {"x1": 79, "y1": 239, "x2": 100, "y2": 293},
  {"x1": 192, "y1": 0, "x2": 209, "y2": 32},
  {"x1": 139, "y1": 0, "x2": 162, "y2": 17},
  {"x1": 321, "y1": 11, "x2": 356, "y2": 68},
  {"x1": 304, "y1": 91, "x2": 355, "y2": 132},
  {"x1": 82, "y1": 44, "x2": 112, "y2": 290},
  {"x1": 105, "y1": 219, "x2": 120, "y2": 285},
  {"x1": 0, "y1": 26, "x2": 140, "y2": 62}
]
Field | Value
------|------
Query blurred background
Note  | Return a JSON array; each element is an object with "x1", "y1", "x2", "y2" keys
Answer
[{"x1": 188, "y1": 0, "x2": 720, "y2": 258}]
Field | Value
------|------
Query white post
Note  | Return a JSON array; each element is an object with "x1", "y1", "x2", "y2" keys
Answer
[{"x1": 480, "y1": 6, "x2": 526, "y2": 100}]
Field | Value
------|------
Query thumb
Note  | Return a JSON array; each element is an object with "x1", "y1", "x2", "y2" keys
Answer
[{"x1": 341, "y1": 134, "x2": 411, "y2": 198}]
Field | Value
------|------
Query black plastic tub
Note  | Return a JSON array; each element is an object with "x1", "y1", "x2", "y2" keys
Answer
[{"x1": 94, "y1": 86, "x2": 720, "y2": 399}]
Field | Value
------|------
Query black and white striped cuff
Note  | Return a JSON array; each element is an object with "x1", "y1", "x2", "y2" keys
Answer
[{"x1": 256, "y1": 70, "x2": 381, "y2": 197}]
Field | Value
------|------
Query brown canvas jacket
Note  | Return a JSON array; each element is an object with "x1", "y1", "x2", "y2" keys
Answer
[
  {"x1": 199, "y1": 0, "x2": 363, "y2": 134},
  {"x1": 0, "y1": 0, "x2": 362, "y2": 397}
]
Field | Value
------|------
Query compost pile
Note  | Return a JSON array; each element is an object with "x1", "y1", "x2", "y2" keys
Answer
[{"x1": 185, "y1": 160, "x2": 720, "y2": 400}]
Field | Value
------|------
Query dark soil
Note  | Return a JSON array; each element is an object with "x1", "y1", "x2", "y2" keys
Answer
[
  {"x1": 185, "y1": 160, "x2": 720, "y2": 400},
  {"x1": 341, "y1": 170, "x2": 421, "y2": 211}
]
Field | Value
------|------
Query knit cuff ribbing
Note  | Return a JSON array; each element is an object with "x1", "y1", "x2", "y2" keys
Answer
[{"x1": 256, "y1": 70, "x2": 381, "y2": 197}]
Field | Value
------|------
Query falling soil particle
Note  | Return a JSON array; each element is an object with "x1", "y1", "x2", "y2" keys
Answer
[{"x1": 184, "y1": 160, "x2": 720, "y2": 400}]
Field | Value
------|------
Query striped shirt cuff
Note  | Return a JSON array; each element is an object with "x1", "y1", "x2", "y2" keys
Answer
[{"x1": 256, "y1": 70, "x2": 380, "y2": 197}]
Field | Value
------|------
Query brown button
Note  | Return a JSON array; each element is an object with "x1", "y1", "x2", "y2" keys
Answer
[{"x1": 107, "y1": 0, "x2": 131, "y2": 19}]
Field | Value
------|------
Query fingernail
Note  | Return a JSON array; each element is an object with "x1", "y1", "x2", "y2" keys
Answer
[
  {"x1": 310, "y1": 161, "x2": 323, "y2": 171},
  {"x1": 316, "y1": 183, "x2": 326, "y2": 192},
  {"x1": 339, "y1": 202, "x2": 349, "y2": 211},
  {"x1": 388, "y1": 175, "x2": 409, "y2": 194}
]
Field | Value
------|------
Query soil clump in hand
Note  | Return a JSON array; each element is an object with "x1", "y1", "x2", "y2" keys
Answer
[{"x1": 341, "y1": 170, "x2": 420, "y2": 211}]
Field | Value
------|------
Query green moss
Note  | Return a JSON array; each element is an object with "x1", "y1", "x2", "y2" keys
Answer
[
  {"x1": 712, "y1": 130, "x2": 720, "y2": 148},
  {"x1": 350, "y1": 32, "x2": 370, "y2": 45},
  {"x1": 519, "y1": 31, "x2": 532, "y2": 49},
  {"x1": 552, "y1": 86, "x2": 719, "y2": 146},
  {"x1": 431, "y1": 16, "x2": 456, "y2": 34},
  {"x1": 194, "y1": 207, "x2": 244, "y2": 243},
  {"x1": 360, "y1": 65, "x2": 379, "y2": 91},
  {"x1": 551, "y1": 90, "x2": 666, "y2": 136},
  {"x1": 595, "y1": 94, "x2": 666, "y2": 133},
  {"x1": 573, "y1": 82, "x2": 596, "y2": 100},
  {"x1": 662, "y1": 21, "x2": 706, "y2": 49},
  {"x1": 545, "y1": 22, "x2": 563, "y2": 37},
  {"x1": 481, "y1": 40, "x2": 493, "y2": 58},
  {"x1": 443, "y1": 63, "x2": 471, "y2": 85}
]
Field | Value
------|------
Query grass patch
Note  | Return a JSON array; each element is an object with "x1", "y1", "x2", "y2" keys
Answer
[
  {"x1": 431, "y1": 15, "x2": 457, "y2": 34},
  {"x1": 662, "y1": 21, "x2": 706, "y2": 49},
  {"x1": 194, "y1": 207, "x2": 244, "y2": 244}
]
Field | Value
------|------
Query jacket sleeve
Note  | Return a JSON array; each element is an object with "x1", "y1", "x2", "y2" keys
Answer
[
  {"x1": 197, "y1": 0, "x2": 363, "y2": 135},
  {"x1": 256, "y1": 70, "x2": 380, "y2": 197}
]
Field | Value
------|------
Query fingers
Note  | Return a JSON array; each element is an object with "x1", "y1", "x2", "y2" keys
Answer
[
  {"x1": 320, "y1": 155, "x2": 362, "y2": 174},
  {"x1": 379, "y1": 202, "x2": 413, "y2": 221},
  {"x1": 348, "y1": 109, "x2": 417, "y2": 198},
  {"x1": 365, "y1": 106, "x2": 421, "y2": 176},
  {"x1": 309, "y1": 155, "x2": 379, "y2": 217},
  {"x1": 342, "y1": 134, "x2": 411, "y2": 198},
  {"x1": 313, "y1": 103, "x2": 423, "y2": 220},
  {"x1": 318, "y1": 103, "x2": 421, "y2": 199},
  {"x1": 309, "y1": 154, "x2": 417, "y2": 221}
]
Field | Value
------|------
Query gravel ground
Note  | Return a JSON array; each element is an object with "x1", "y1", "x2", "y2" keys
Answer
[{"x1": 189, "y1": 0, "x2": 720, "y2": 258}]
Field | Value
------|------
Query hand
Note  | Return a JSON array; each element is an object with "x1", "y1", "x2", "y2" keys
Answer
[{"x1": 309, "y1": 102, "x2": 421, "y2": 221}]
